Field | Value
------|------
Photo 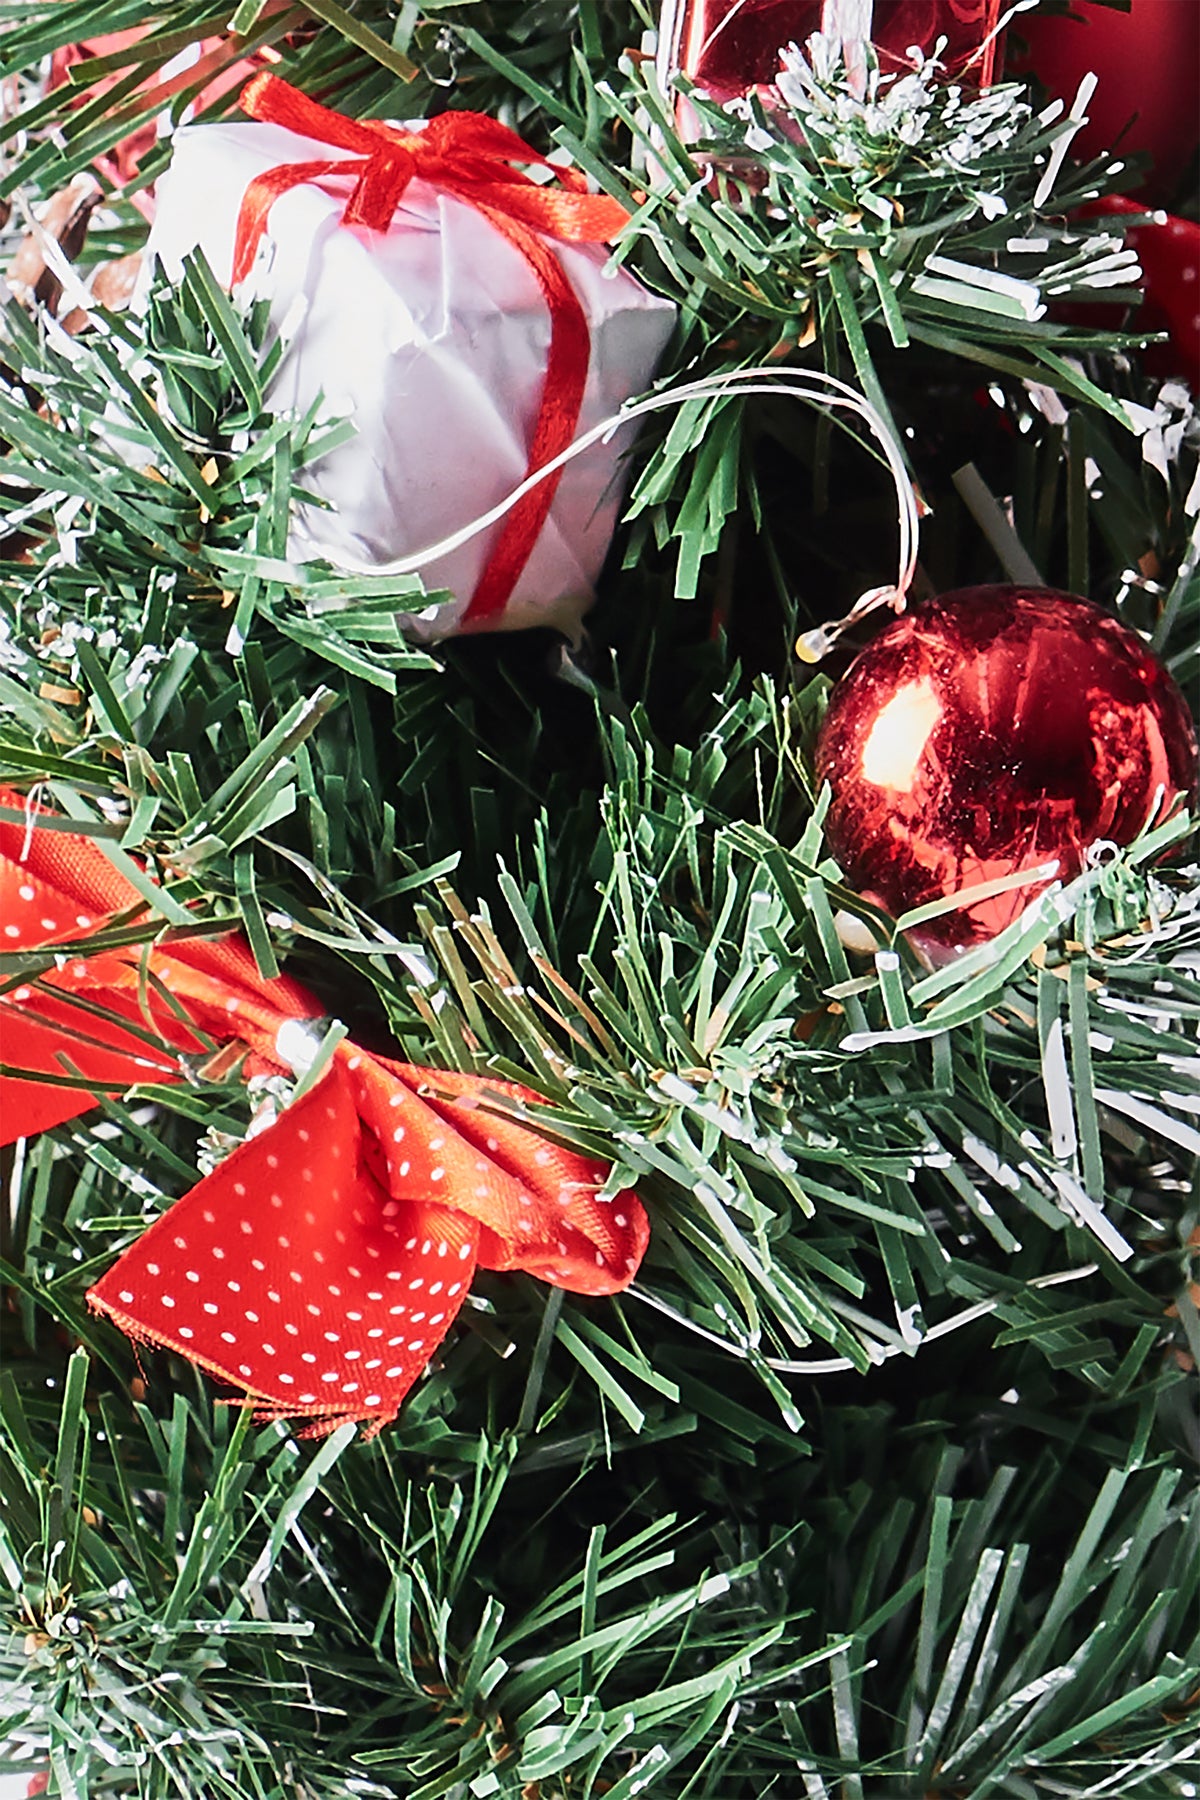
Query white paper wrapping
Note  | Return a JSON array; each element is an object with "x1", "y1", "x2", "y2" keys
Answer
[{"x1": 145, "y1": 119, "x2": 677, "y2": 639}]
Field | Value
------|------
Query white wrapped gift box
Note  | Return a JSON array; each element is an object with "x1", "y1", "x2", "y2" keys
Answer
[{"x1": 146, "y1": 115, "x2": 676, "y2": 639}]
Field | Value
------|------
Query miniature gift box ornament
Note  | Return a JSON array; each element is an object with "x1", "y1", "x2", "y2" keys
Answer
[
  {"x1": 657, "y1": 0, "x2": 1003, "y2": 104},
  {"x1": 145, "y1": 76, "x2": 677, "y2": 640}
]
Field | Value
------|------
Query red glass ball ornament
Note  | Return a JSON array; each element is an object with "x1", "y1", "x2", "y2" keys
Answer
[
  {"x1": 1085, "y1": 198, "x2": 1200, "y2": 389},
  {"x1": 814, "y1": 587, "x2": 1198, "y2": 955}
]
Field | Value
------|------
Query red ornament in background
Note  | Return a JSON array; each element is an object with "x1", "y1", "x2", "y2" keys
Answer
[
  {"x1": 0, "y1": 794, "x2": 649, "y2": 1436},
  {"x1": 661, "y1": 0, "x2": 1002, "y2": 103},
  {"x1": 814, "y1": 588, "x2": 1198, "y2": 956},
  {"x1": 1086, "y1": 198, "x2": 1200, "y2": 389},
  {"x1": 1008, "y1": 0, "x2": 1200, "y2": 203}
]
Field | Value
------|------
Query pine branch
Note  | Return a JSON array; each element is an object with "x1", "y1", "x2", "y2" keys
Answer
[
  {"x1": 3, "y1": 1333, "x2": 1196, "y2": 1795},
  {"x1": 0, "y1": 3, "x2": 648, "y2": 207},
  {"x1": 2, "y1": 13, "x2": 1198, "y2": 1794},
  {"x1": 2, "y1": 240, "x2": 1197, "y2": 1434}
]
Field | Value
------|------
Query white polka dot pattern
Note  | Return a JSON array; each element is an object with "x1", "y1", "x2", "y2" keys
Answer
[
  {"x1": 0, "y1": 844, "x2": 183, "y2": 1136},
  {"x1": 2, "y1": 796, "x2": 649, "y2": 1440},
  {"x1": 90, "y1": 1059, "x2": 477, "y2": 1435},
  {"x1": 88, "y1": 1046, "x2": 648, "y2": 1436}
]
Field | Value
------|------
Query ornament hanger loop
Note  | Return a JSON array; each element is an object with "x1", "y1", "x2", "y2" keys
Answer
[{"x1": 373, "y1": 366, "x2": 921, "y2": 657}]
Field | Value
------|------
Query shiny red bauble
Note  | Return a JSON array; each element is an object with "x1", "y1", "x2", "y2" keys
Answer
[
  {"x1": 814, "y1": 587, "x2": 1197, "y2": 955},
  {"x1": 672, "y1": 0, "x2": 1002, "y2": 100}
]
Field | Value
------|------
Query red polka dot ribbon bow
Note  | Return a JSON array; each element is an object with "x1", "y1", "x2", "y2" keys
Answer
[{"x1": 0, "y1": 792, "x2": 648, "y2": 1434}]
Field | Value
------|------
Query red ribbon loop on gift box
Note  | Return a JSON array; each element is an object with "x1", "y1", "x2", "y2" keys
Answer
[
  {"x1": 0, "y1": 791, "x2": 648, "y2": 1436},
  {"x1": 232, "y1": 74, "x2": 631, "y2": 627}
]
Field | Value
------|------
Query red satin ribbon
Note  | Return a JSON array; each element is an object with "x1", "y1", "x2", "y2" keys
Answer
[
  {"x1": 233, "y1": 74, "x2": 630, "y2": 627},
  {"x1": 0, "y1": 793, "x2": 648, "y2": 1435}
]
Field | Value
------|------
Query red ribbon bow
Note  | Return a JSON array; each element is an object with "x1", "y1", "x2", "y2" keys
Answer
[
  {"x1": 0, "y1": 793, "x2": 648, "y2": 1435},
  {"x1": 233, "y1": 74, "x2": 631, "y2": 627}
]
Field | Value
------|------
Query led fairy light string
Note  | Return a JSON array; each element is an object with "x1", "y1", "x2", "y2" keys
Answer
[{"x1": 309, "y1": 365, "x2": 922, "y2": 662}]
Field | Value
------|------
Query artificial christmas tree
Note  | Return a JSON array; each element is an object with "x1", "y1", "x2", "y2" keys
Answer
[{"x1": 1, "y1": 5, "x2": 1197, "y2": 1798}]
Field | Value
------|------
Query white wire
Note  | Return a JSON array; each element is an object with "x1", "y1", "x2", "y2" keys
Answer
[
  {"x1": 627, "y1": 1261, "x2": 1099, "y2": 1376},
  {"x1": 359, "y1": 365, "x2": 921, "y2": 656}
]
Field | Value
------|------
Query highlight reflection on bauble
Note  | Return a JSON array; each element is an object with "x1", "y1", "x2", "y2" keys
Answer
[{"x1": 814, "y1": 586, "x2": 1198, "y2": 956}]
